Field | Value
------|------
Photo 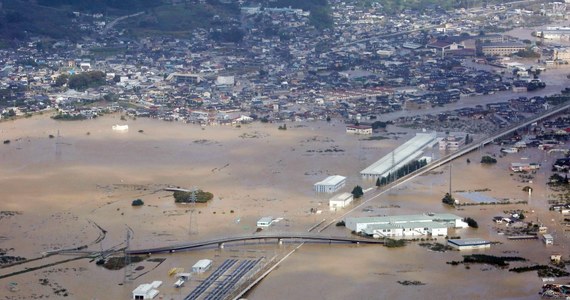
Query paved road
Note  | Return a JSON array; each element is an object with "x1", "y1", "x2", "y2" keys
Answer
[
  {"x1": 126, "y1": 233, "x2": 384, "y2": 255},
  {"x1": 322, "y1": 101, "x2": 570, "y2": 230},
  {"x1": 102, "y1": 11, "x2": 144, "y2": 34}
]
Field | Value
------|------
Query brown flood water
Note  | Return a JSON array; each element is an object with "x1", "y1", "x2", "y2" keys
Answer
[{"x1": 0, "y1": 114, "x2": 567, "y2": 299}]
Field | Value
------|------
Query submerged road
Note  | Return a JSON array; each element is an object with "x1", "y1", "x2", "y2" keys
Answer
[{"x1": 323, "y1": 101, "x2": 570, "y2": 230}]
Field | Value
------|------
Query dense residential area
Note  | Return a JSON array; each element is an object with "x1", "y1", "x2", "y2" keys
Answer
[{"x1": 0, "y1": 0, "x2": 568, "y2": 131}]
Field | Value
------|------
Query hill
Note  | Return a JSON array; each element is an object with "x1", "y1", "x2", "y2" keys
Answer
[
  {"x1": 35, "y1": 0, "x2": 160, "y2": 11},
  {"x1": 0, "y1": 1, "x2": 80, "y2": 44},
  {"x1": 0, "y1": 0, "x2": 332, "y2": 44}
]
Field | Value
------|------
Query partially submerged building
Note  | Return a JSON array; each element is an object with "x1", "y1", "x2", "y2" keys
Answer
[
  {"x1": 256, "y1": 216, "x2": 274, "y2": 228},
  {"x1": 447, "y1": 238, "x2": 491, "y2": 250},
  {"x1": 360, "y1": 132, "x2": 437, "y2": 180},
  {"x1": 132, "y1": 281, "x2": 162, "y2": 300},
  {"x1": 345, "y1": 213, "x2": 468, "y2": 238},
  {"x1": 192, "y1": 259, "x2": 213, "y2": 273},
  {"x1": 329, "y1": 192, "x2": 353, "y2": 211},
  {"x1": 314, "y1": 175, "x2": 346, "y2": 193}
]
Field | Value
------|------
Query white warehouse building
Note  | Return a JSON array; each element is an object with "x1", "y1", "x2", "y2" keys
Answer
[
  {"x1": 132, "y1": 281, "x2": 162, "y2": 300},
  {"x1": 314, "y1": 175, "x2": 346, "y2": 193},
  {"x1": 329, "y1": 192, "x2": 353, "y2": 211},
  {"x1": 345, "y1": 213, "x2": 468, "y2": 238},
  {"x1": 192, "y1": 259, "x2": 213, "y2": 273},
  {"x1": 360, "y1": 132, "x2": 437, "y2": 180}
]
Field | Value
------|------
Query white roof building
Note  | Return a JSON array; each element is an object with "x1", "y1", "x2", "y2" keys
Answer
[
  {"x1": 192, "y1": 259, "x2": 213, "y2": 273},
  {"x1": 314, "y1": 175, "x2": 346, "y2": 193},
  {"x1": 132, "y1": 281, "x2": 162, "y2": 300},
  {"x1": 361, "y1": 132, "x2": 437, "y2": 179},
  {"x1": 329, "y1": 192, "x2": 353, "y2": 211},
  {"x1": 447, "y1": 238, "x2": 491, "y2": 250},
  {"x1": 257, "y1": 216, "x2": 274, "y2": 228},
  {"x1": 346, "y1": 213, "x2": 468, "y2": 237}
]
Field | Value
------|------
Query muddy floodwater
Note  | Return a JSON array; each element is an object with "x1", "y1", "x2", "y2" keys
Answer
[{"x1": 0, "y1": 114, "x2": 568, "y2": 299}]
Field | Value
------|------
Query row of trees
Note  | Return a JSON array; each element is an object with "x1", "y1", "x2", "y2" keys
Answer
[
  {"x1": 173, "y1": 190, "x2": 214, "y2": 203},
  {"x1": 375, "y1": 159, "x2": 428, "y2": 187}
]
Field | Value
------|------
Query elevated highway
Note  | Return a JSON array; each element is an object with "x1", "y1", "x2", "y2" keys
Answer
[
  {"x1": 323, "y1": 101, "x2": 570, "y2": 230},
  {"x1": 423, "y1": 101, "x2": 570, "y2": 174},
  {"x1": 127, "y1": 233, "x2": 383, "y2": 255}
]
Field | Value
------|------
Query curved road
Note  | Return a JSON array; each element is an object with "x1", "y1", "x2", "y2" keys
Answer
[{"x1": 127, "y1": 233, "x2": 384, "y2": 255}]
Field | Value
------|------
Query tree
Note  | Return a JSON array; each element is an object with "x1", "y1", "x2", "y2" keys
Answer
[
  {"x1": 54, "y1": 74, "x2": 69, "y2": 87},
  {"x1": 351, "y1": 185, "x2": 364, "y2": 198},
  {"x1": 376, "y1": 177, "x2": 381, "y2": 187},
  {"x1": 442, "y1": 193, "x2": 455, "y2": 206},
  {"x1": 463, "y1": 217, "x2": 478, "y2": 228},
  {"x1": 131, "y1": 199, "x2": 144, "y2": 206},
  {"x1": 173, "y1": 190, "x2": 213, "y2": 203},
  {"x1": 481, "y1": 156, "x2": 497, "y2": 164},
  {"x1": 326, "y1": 115, "x2": 331, "y2": 122}
]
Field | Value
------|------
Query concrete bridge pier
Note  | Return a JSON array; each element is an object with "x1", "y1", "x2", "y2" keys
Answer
[
  {"x1": 218, "y1": 243, "x2": 224, "y2": 249},
  {"x1": 278, "y1": 238, "x2": 283, "y2": 245}
]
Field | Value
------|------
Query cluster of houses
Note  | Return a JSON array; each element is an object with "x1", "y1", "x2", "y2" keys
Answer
[{"x1": 1, "y1": 0, "x2": 566, "y2": 127}]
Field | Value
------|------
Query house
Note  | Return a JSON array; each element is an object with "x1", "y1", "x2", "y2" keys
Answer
[
  {"x1": 329, "y1": 192, "x2": 353, "y2": 211},
  {"x1": 132, "y1": 281, "x2": 162, "y2": 300},
  {"x1": 166, "y1": 73, "x2": 203, "y2": 84},
  {"x1": 346, "y1": 125, "x2": 372, "y2": 135},
  {"x1": 192, "y1": 259, "x2": 213, "y2": 273},
  {"x1": 439, "y1": 135, "x2": 464, "y2": 151}
]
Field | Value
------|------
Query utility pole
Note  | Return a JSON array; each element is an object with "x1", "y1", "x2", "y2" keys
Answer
[
  {"x1": 123, "y1": 228, "x2": 131, "y2": 284},
  {"x1": 449, "y1": 163, "x2": 453, "y2": 197},
  {"x1": 189, "y1": 187, "x2": 197, "y2": 235}
]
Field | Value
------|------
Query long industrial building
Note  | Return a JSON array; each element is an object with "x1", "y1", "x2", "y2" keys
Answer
[
  {"x1": 360, "y1": 132, "x2": 437, "y2": 180},
  {"x1": 345, "y1": 213, "x2": 468, "y2": 238}
]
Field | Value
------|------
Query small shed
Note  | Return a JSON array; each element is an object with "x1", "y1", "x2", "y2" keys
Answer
[
  {"x1": 257, "y1": 217, "x2": 274, "y2": 228},
  {"x1": 329, "y1": 192, "x2": 353, "y2": 211},
  {"x1": 132, "y1": 281, "x2": 162, "y2": 300},
  {"x1": 192, "y1": 259, "x2": 213, "y2": 273},
  {"x1": 542, "y1": 234, "x2": 554, "y2": 245}
]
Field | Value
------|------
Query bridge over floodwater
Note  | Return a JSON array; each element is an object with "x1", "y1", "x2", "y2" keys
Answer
[{"x1": 127, "y1": 233, "x2": 384, "y2": 255}]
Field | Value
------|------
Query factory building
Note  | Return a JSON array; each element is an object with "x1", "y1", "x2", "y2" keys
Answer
[
  {"x1": 314, "y1": 175, "x2": 346, "y2": 193},
  {"x1": 345, "y1": 213, "x2": 468, "y2": 238},
  {"x1": 360, "y1": 132, "x2": 437, "y2": 180},
  {"x1": 447, "y1": 238, "x2": 491, "y2": 250}
]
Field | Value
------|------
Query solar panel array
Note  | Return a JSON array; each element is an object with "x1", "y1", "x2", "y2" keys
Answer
[
  {"x1": 184, "y1": 259, "x2": 237, "y2": 300},
  {"x1": 184, "y1": 258, "x2": 262, "y2": 300},
  {"x1": 204, "y1": 258, "x2": 261, "y2": 300}
]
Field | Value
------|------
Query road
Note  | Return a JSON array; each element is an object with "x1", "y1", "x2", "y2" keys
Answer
[
  {"x1": 322, "y1": 101, "x2": 570, "y2": 230},
  {"x1": 102, "y1": 11, "x2": 144, "y2": 34},
  {"x1": 126, "y1": 233, "x2": 384, "y2": 255}
]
